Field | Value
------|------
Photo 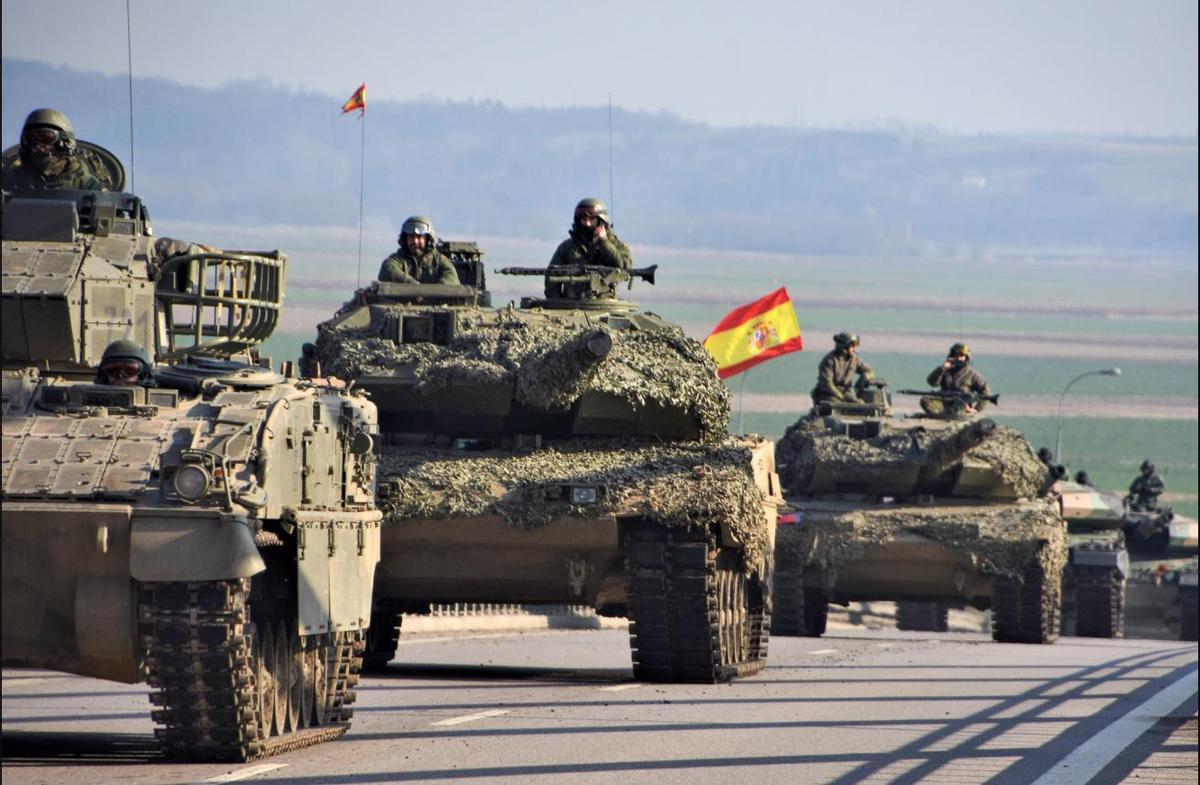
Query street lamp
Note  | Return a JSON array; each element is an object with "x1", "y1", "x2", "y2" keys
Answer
[{"x1": 1054, "y1": 367, "x2": 1122, "y2": 464}]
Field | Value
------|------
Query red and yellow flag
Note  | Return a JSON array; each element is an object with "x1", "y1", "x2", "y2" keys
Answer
[
  {"x1": 703, "y1": 287, "x2": 803, "y2": 378},
  {"x1": 341, "y1": 83, "x2": 366, "y2": 115}
]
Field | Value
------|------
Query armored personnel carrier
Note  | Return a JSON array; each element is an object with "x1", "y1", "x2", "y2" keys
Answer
[
  {"x1": 773, "y1": 383, "x2": 1065, "y2": 644},
  {"x1": 313, "y1": 258, "x2": 781, "y2": 682},
  {"x1": 2, "y1": 154, "x2": 382, "y2": 760}
]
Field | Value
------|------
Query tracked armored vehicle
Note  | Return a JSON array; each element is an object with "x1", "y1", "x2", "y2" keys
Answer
[
  {"x1": 773, "y1": 384, "x2": 1065, "y2": 644},
  {"x1": 1120, "y1": 502, "x2": 1198, "y2": 641},
  {"x1": 1055, "y1": 481, "x2": 1129, "y2": 638},
  {"x1": 313, "y1": 258, "x2": 781, "y2": 682},
  {"x1": 2, "y1": 155, "x2": 381, "y2": 760}
]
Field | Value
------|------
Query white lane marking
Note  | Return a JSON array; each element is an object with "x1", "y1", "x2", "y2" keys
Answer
[
  {"x1": 875, "y1": 643, "x2": 897, "y2": 649},
  {"x1": 198, "y1": 763, "x2": 288, "y2": 783},
  {"x1": 431, "y1": 709, "x2": 510, "y2": 726},
  {"x1": 1030, "y1": 669, "x2": 1197, "y2": 785},
  {"x1": 809, "y1": 649, "x2": 838, "y2": 655},
  {"x1": 599, "y1": 683, "x2": 643, "y2": 692}
]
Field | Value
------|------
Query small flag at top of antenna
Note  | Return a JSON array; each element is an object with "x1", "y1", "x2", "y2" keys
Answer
[
  {"x1": 703, "y1": 287, "x2": 803, "y2": 379},
  {"x1": 341, "y1": 83, "x2": 366, "y2": 115}
]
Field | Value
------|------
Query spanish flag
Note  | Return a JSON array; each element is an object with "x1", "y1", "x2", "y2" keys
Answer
[
  {"x1": 703, "y1": 287, "x2": 803, "y2": 379},
  {"x1": 341, "y1": 83, "x2": 366, "y2": 115}
]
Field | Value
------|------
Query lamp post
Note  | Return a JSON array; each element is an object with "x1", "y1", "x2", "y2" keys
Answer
[{"x1": 1055, "y1": 368, "x2": 1122, "y2": 464}]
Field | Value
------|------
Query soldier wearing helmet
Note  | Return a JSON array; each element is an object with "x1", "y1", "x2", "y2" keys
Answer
[
  {"x1": 925, "y1": 341, "x2": 991, "y2": 412},
  {"x1": 94, "y1": 339, "x2": 154, "y2": 387},
  {"x1": 811, "y1": 332, "x2": 874, "y2": 407},
  {"x1": 2, "y1": 108, "x2": 103, "y2": 190},
  {"x1": 378, "y1": 215, "x2": 459, "y2": 285},
  {"x1": 1126, "y1": 460, "x2": 1164, "y2": 511},
  {"x1": 546, "y1": 198, "x2": 633, "y2": 299}
]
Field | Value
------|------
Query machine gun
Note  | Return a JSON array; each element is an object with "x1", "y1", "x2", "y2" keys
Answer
[
  {"x1": 899, "y1": 388, "x2": 1000, "y2": 416},
  {"x1": 497, "y1": 263, "x2": 658, "y2": 299}
]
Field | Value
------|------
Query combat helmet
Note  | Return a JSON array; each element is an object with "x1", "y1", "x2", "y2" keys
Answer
[
  {"x1": 1141, "y1": 460, "x2": 1155, "y2": 473},
  {"x1": 399, "y1": 215, "x2": 436, "y2": 248},
  {"x1": 97, "y1": 339, "x2": 153, "y2": 385},
  {"x1": 948, "y1": 342, "x2": 971, "y2": 359},
  {"x1": 833, "y1": 332, "x2": 860, "y2": 349},
  {"x1": 574, "y1": 198, "x2": 611, "y2": 227}
]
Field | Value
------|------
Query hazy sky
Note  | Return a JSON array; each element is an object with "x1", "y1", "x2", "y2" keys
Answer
[{"x1": 2, "y1": 0, "x2": 1196, "y2": 136}]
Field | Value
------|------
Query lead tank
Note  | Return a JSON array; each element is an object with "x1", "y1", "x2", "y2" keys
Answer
[
  {"x1": 2, "y1": 153, "x2": 382, "y2": 760},
  {"x1": 774, "y1": 384, "x2": 1066, "y2": 644},
  {"x1": 313, "y1": 258, "x2": 781, "y2": 682}
]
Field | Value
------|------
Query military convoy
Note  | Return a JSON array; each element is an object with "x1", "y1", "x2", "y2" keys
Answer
[
  {"x1": 2, "y1": 145, "x2": 382, "y2": 760},
  {"x1": 772, "y1": 384, "x2": 1066, "y2": 644},
  {"x1": 312, "y1": 252, "x2": 781, "y2": 683}
]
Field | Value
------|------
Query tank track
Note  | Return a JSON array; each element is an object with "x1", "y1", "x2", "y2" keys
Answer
[
  {"x1": 1073, "y1": 566, "x2": 1125, "y2": 639},
  {"x1": 770, "y1": 570, "x2": 828, "y2": 637},
  {"x1": 991, "y1": 561, "x2": 1061, "y2": 644},
  {"x1": 362, "y1": 611, "x2": 404, "y2": 672},
  {"x1": 624, "y1": 521, "x2": 769, "y2": 683},
  {"x1": 140, "y1": 579, "x2": 362, "y2": 761},
  {"x1": 895, "y1": 601, "x2": 950, "y2": 633},
  {"x1": 1179, "y1": 584, "x2": 1197, "y2": 642}
]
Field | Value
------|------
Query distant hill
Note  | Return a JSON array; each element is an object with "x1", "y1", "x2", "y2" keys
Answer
[{"x1": 3, "y1": 58, "x2": 1196, "y2": 255}]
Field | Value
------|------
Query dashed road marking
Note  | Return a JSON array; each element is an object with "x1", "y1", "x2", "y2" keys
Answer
[
  {"x1": 197, "y1": 763, "x2": 288, "y2": 783},
  {"x1": 599, "y1": 683, "x2": 643, "y2": 692},
  {"x1": 431, "y1": 709, "x2": 511, "y2": 726},
  {"x1": 809, "y1": 649, "x2": 839, "y2": 655},
  {"x1": 1030, "y1": 668, "x2": 1197, "y2": 785}
]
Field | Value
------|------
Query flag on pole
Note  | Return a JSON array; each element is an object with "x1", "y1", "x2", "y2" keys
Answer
[
  {"x1": 703, "y1": 287, "x2": 803, "y2": 378},
  {"x1": 341, "y1": 83, "x2": 366, "y2": 115}
]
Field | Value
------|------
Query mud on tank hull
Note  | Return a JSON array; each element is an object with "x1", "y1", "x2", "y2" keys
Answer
[
  {"x1": 1, "y1": 371, "x2": 382, "y2": 761},
  {"x1": 368, "y1": 435, "x2": 782, "y2": 683}
]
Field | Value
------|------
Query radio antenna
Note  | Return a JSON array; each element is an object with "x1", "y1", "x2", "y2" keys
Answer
[
  {"x1": 608, "y1": 93, "x2": 615, "y2": 222},
  {"x1": 125, "y1": 0, "x2": 136, "y2": 193}
]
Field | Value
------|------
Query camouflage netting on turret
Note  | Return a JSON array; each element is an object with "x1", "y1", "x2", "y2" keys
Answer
[
  {"x1": 777, "y1": 500, "x2": 1067, "y2": 587},
  {"x1": 776, "y1": 416, "x2": 1049, "y2": 500},
  {"x1": 376, "y1": 437, "x2": 771, "y2": 569},
  {"x1": 315, "y1": 308, "x2": 732, "y2": 441}
]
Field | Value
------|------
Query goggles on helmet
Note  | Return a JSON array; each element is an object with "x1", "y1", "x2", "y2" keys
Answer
[
  {"x1": 575, "y1": 206, "x2": 600, "y2": 221},
  {"x1": 102, "y1": 360, "x2": 143, "y2": 379},
  {"x1": 23, "y1": 127, "x2": 66, "y2": 148}
]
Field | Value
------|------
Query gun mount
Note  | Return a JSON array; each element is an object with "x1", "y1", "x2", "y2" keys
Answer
[{"x1": 498, "y1": 263, "x2": 657, "y2": 312}]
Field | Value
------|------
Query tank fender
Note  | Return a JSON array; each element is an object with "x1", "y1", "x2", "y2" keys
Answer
[
  {"x1": 130, "y1": 512, "x2": 265, "y2": 582},
  {"x1": 1070, "y1": 546, "x2": 1129, "y2": 578}
]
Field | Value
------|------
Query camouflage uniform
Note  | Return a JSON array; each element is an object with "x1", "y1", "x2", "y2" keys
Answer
[
  {"x1": 811, "y1": 349, "x2": 873, "y2": 405},
  {"x1": 378, "y1": 247, "x2": 459, "y2": 285},
  {"x1": 1128, "y1": 471, "x2": 1165, "y2": 512},
  {"x1": 926, "y1": 362, "x2": 991, "y2": 410},
  {"x1": 2, "y1": 156, "x2": 102, "y2": 190},
  {"x1": 546, "y1": 229, "x2": 633, "y2": 299}
]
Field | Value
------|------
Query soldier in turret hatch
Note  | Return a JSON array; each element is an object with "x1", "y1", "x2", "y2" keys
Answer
[
  {"x1": 546, "y1": 198, "x2": 632, "y2": 299},
  {"x1": 1126, "y1": 460, "x2": 1165, "y2": 512},
  {"x1": 378, "y1": 215, "x2": 459, "y2": 285},
  {"x1": 94, "y1": 340, "x2": 154, "y2": 387},
  {"x1": 811, "y1": 332, "x2": 874, "y2": 407},
  {"x1": 2, "y1": 108, "x2": 103, "y2": 190},
  {"x1": 924, "y1": 342, "x2": 991, "y2": 414}
]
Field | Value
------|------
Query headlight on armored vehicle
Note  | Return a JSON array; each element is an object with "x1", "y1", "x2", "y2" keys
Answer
[
  {"x1": 174, "y1": 464, "x2": 212, "y2": 502},
  {"x1": 570, "y1": 486, "x2": 599, "y2": 505}
]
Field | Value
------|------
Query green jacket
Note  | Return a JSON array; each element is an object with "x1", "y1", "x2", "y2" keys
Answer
[
  {"x1": 1128, "y1": 472, "x2": 1164, "y2": 510},
  {"x1": 378, "y1": 247, "x2": 459, "y2": 285},
  {"x1": 927, "y1": 361, "x2": 991, "y2": 409},
  {"x1": 546, "y1": 229, "x2": 632, "y2": 298},
  {"x1": 2, "y1": 156, "x2": 103, "y2": 190},
  {"x1": 811, "y1": 349, "x2": 873, "y2": 404}
]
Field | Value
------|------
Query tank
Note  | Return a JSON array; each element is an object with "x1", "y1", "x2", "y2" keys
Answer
[
  {"x1": 1120, "y1": 503, "x2": 1198, "y2": 641},
  {"x1": 312, "y1": 258, "x2": 781, "y2": 682},
  {"x1": 1054, "y1": 480, "x2": 1129, "y2": 638},
  {"x1": 773, "y1": 383, "x2": 1066, "y2": 644},
  {"x1": 2, "y1": 156, "x2": 382, "y2": 760}
]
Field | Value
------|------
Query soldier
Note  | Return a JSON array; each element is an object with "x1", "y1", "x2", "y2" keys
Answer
[
  {"x1": 1126, "y1": 460, "x2": 1165, "y2": 511},
  {"x1": 94, "y1": 339, "x2": 154, "y2": 387},
  {"x1": 378, "y1": 216, "x2": 459, "y2": 285},
  {"x1": 1037, "y1": 447, "x2": 1054, "y2": 466},
  {"x1": 2, "y1": 108, "x2": 103, "y2": 190},
  {"x1": 546, "y1": 198, "x2": 632, "y2": 299},
  {"x1": 810, "y1": 332, "x2": 874, "y2": 407},
  {"x1": 924, "y1": 342, "x2": 991, "y2": 413},
  {"x1": 1074, "y1": 470, "x2": 1093, "y2": 487}
]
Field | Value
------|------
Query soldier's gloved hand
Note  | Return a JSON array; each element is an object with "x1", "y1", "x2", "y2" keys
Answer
[
  {"x1": 843, "y1": 393, "x2": 862, "y2": 403},
  {"x1": 154, "y1": 237, "x2": 191, "y2": 260}
]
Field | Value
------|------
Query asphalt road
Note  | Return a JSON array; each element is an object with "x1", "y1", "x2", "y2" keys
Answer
[{"x1": 2, "y1": 628, "x2": 1196, "y2": 785}]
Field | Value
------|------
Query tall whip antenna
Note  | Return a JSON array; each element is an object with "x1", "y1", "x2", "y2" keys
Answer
[
  {"x1": 356, "y1": 111, "x2": 366, "y2": 288},
  {"x1": 125, "y1": 0, "x2": 136, "y2": 193},
  {"x1": 607, "y1": 93, "x2": 614, "y2": 221}
]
